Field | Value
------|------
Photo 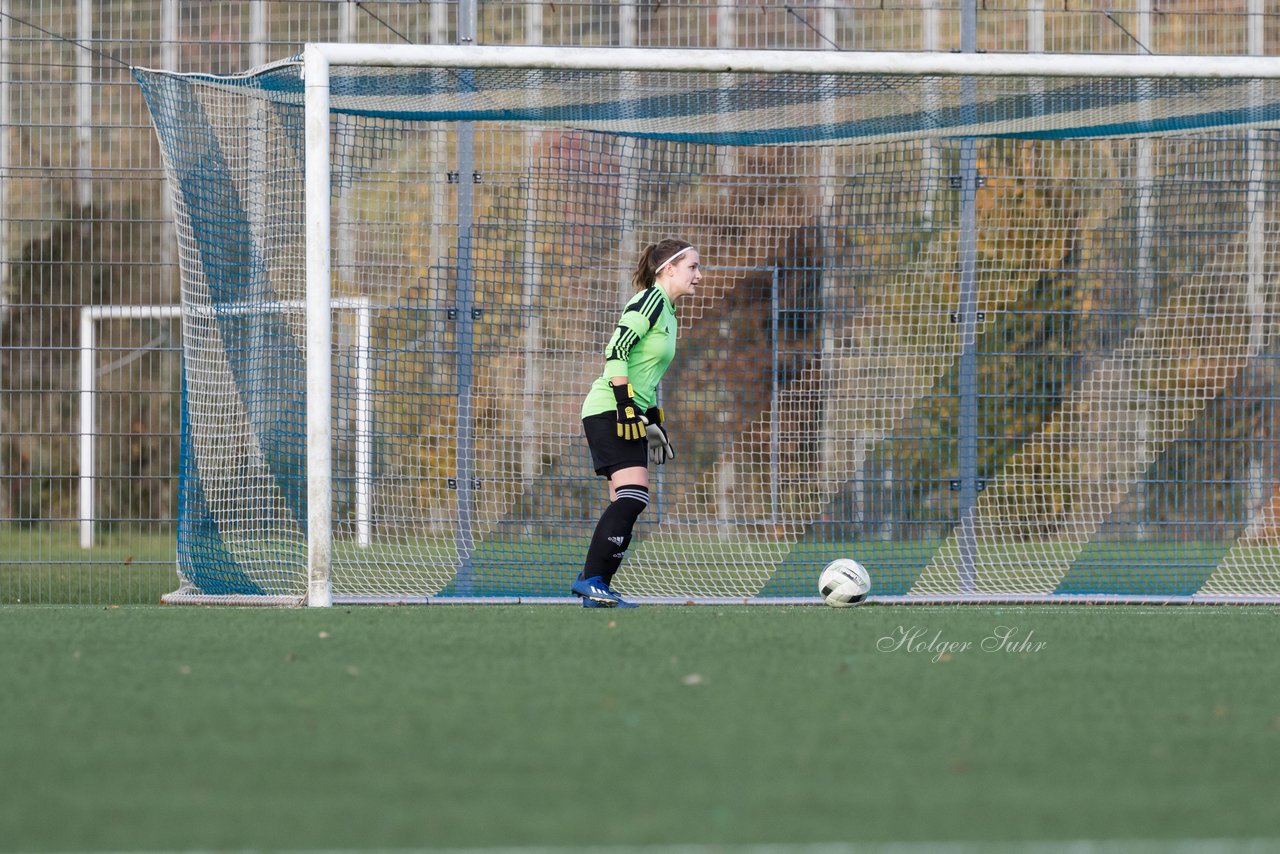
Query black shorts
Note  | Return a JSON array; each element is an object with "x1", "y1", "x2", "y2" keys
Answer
[{"x1": 582, "y1": 412, "x2": 647, "y2": 477}]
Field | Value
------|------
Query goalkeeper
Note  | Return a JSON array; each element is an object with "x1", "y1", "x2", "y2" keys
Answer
[{"x1": 572, "y1": 239, "x2": 700, "y2": 608}]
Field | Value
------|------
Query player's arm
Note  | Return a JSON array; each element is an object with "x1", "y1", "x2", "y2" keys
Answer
[
  {"x1": 601, "y1": 289, "x2": 663, "y2": 378},
  {"x1": 610, "y1": 378, "x2": 645, "y2": 441},
  {"x1": 601, "y1": 290, "x2": 665, "y2": 442}
]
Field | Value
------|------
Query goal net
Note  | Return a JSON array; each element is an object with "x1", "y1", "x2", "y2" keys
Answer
[{"x1": 136, "y1": 46, "x2": 1280, "y2": 605}]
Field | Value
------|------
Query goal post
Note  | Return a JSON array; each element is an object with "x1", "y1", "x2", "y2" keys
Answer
[
  {"x1": 78, "y1": 304, "x2": 182, "y2": 550},
  {"x1": 304, "y1": 47, "x2": 333, "y2": 609},
  {"x1": 137, "y1": 45, "x2": 1280, "y2": 605}
]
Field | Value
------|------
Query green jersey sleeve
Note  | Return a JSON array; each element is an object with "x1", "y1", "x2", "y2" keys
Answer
[
  {"x1": 582, "y1": 287, "x2": 677, "y2": 417},
  {"x1": 602, "y1": 287, "x2": 666, "y2": 378}
]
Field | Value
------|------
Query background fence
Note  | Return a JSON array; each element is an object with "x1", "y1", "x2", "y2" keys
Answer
[{"x1": 3, "y1": 0, "x2": 1280, "y2": 604}]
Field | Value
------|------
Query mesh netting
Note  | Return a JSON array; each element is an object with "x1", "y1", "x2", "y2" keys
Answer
[{"x1": 137, "y1": 56, "x2": 1280, "y2": 602}]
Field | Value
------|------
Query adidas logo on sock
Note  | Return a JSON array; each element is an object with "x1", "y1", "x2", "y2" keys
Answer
[{"x1": 608, "y1": 535, "x2": 625, "y2": 545}]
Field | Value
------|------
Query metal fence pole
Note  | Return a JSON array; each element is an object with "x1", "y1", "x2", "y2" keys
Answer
[{"x1": 956, "y1": 0, "x2": 980, "y2": 593}]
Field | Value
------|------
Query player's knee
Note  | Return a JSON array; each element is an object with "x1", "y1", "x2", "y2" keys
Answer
[{"x1": 613, "y1": 484, "x2": 649, "y2": 524}]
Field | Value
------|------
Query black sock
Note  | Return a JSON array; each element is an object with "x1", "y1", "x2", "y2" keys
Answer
[{"x1": 581, "y1": 485, "x2": 649, "y2": 585}]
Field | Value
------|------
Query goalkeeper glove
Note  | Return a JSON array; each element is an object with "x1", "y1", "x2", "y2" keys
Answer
[
  {"x1": 642, "y1": 406, "x2": 675, "y2": 466},
  {"x1": 612, "y1": 383, "x2": 646, "y2": 441}
]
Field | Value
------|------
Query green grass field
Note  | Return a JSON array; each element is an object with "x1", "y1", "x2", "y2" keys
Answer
[
  {"x1": 0, "y1": 527, "x2": 178, "y2": 605},
  {"x1": 3, "y1": 522, "x2": 1254, "y2": 604},
  {"x1": 3, "y1": 604, "x2": 1280, "y2": 853}
]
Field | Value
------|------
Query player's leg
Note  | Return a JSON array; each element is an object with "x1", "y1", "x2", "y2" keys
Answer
[
  {"x1": 576, "y1": 415, "x2": 649, "y2": 607},
  {"x1": 576, "y1": 465, "x2": 647, "y2": 607},
  {"x1": 597, "y1": 465, "x2": 648, "y2": 574}
]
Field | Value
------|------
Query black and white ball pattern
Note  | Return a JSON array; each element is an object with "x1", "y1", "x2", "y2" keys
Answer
[{"x1": 819, "y1": 559, "x2": 871, "y2": 607}]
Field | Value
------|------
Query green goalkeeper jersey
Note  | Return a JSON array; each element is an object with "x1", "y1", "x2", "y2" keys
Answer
[{"x1": 582, "y1": 285, "x2": 677, "y2": 418}]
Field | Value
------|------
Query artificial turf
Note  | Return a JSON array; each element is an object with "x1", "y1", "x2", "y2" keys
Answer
[{"x1": 2, "y1": 604, "x2": 1279, "y2": 852}]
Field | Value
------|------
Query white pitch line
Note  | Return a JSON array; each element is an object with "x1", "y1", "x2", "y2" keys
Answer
[{"x1": 73, "y1": 837, "x2": 1280, "y2": 854}]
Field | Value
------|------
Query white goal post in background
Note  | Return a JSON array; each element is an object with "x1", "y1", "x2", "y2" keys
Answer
[
  {"x1": 78, "y1": 300, "x2": 373, "y2": 553},
  {"x1": 137, "y1": 44, "x2": 1280, "y2": 606},
  {"x1": 78, "y1": 304, "x2": 181, "y2": 550}
]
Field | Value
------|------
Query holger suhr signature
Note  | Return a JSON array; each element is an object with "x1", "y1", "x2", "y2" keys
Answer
[{"x1": 876, "y1": 625, "x2": 1047, "y2": 663}]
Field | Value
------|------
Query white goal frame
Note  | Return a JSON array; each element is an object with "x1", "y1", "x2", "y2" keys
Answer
[
  {"x1": 79, "y1": 300, "x2": 374, "y2": 553},
  {"x1": 78, "y1": 304, "x2": 181, "y2": 549},
  {"x1": 300, "y1": 44, "x2": 1280, "y2": 607}
]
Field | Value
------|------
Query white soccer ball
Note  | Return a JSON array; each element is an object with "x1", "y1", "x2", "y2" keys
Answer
[{"x1": 819, "y1": 558, "x2": 871, "y2": 607}]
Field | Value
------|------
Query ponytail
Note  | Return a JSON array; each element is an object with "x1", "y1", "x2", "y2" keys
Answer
[{"x1": 631, "y1": 238, "x2": 694, "y2": 291}]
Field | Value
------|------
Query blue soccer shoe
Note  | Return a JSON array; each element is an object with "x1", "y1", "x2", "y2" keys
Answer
[
  {"x1": 571, "y1": 575, "x2": 619, "y2": 606},
  {"x1": 582, "y1": 595, "x2": 639, "y2": 609}
]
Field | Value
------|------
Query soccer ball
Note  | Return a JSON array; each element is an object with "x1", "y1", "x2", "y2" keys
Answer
[{"x1": 819, "y1": 558, "x2": 871, "y2": 607}]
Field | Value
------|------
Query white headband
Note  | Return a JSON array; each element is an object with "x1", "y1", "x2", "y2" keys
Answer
[{"x1": 655, "y1": 245, "x2": 695, "y2": 276}]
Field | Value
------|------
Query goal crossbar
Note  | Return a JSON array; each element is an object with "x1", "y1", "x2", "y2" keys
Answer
[{"x1": 301, "y1": 44, "x2": 1280, "y2": 80}]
